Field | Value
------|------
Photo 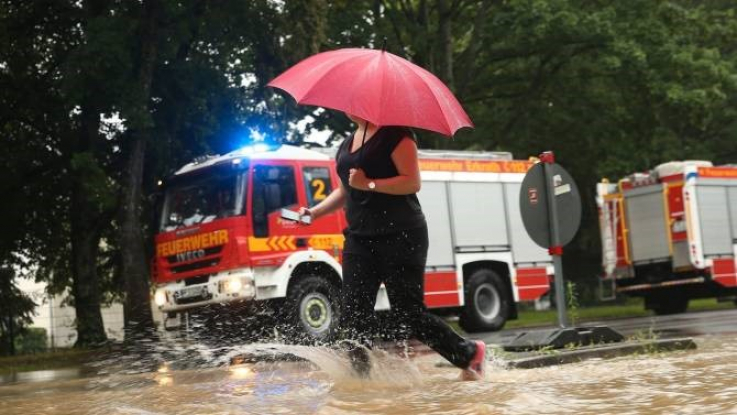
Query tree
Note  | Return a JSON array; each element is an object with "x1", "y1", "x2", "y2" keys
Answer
[
  {"x1": 0, "y1": 268, "x2": 36, "y2": 356},
  {"x1": 1, "y1": 0, "x2": 735, "y2": 333},
  {"x1": 0, "y1": 0, "x2": 113, "y2": 346}
]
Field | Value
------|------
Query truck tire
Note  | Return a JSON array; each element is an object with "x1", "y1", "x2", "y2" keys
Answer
[
  {"x1": 459, "y1": 269, "x2": 510, "y2": 333},
  {"x1": 286, "y1": 275, "x2": 340, "y2": 343},
  {"x1": 646, "y1": 291, "x2": 689, "y2": 315}
]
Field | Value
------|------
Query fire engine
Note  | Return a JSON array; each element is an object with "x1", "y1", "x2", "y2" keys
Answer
[
  {"x1": 152, "y1": 143, "x2": 553, "y2": 340},
  {"x1": 597, "y1": 161, "x2": 737, "y2": 314}
]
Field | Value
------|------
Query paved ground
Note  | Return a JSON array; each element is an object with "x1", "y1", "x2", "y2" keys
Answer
[{"x1": 470, "y1": 307, "x2": 737, "y2": 348}]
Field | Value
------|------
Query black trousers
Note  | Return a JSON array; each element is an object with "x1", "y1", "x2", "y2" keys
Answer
[{"x1": 341, "y1": 226, "x2": 475, "y2": 368}]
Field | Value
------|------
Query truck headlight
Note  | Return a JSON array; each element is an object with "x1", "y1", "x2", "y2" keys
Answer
[
  {"x1": 154, "y1": 289, "x2": 167, "y2": 306},
  {"x1": 222, "y1": 277, "x2": 243, "y2": 294}
]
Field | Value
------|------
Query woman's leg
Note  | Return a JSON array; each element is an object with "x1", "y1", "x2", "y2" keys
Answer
[
  {"x1": 381, "y1": 227, "x2": 477, "y2": 368},
  {"x1": 385, "y1": 261, "x2": 476, "y2": 368},
  {"x1": 340, "y1": 252, "x2": 383, "y2": 342},
  {"x1": 340, "y1": 251, "x2": 383, "y2": 375}
]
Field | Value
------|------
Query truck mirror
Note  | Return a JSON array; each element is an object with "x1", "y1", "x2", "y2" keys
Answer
[{"x1": 168, "y1": 213, "x2": 182, "y2": 227}]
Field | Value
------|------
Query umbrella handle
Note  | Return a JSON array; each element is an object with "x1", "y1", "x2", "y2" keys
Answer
[
  {"x1": 357, "y1": 120, "x2": 368, "y2": 168},
  {"x1": 354, "y1": 121, "x2": 372, "y2": 206}
]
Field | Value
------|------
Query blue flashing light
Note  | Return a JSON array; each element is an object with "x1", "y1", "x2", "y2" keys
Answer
[
  {"x1": 234, "y1": 146, "x2": 255, "y2": 156},
  {"x1": 233, "y1": 142, "x2": 281, "y2": 156},
  {"x1": 253, "y1": 143, "x2": 270, "y2": 153},
  {"x1": 232, "y1": 122, "x2": 282, "y2": 155}
]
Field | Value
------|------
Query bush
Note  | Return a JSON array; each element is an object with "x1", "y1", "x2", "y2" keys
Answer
[{"x1": 14, "y1": 328, "x2": 48, "y2": 354}]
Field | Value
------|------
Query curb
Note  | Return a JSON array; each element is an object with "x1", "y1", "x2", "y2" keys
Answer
[
  {"x1": 435, "y1": 338, "x2": 697, "y2": 369},
  {"x1": 502, "y1": 337, "x2": 697, "y2": 369}
]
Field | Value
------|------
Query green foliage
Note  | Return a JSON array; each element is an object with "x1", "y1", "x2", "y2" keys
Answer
[
  {"x1": 70, "y1": 152, "x2": 117, "y2": 213},
  {"x1": 14, "y1": 328, "x2": 48, "y2": 355},
  {"x1": 1, "y1": 0, "x2": 736, "y2": 329},
  {"x1": 0, "y1": 268, "x2": 37, "y2": 356}
]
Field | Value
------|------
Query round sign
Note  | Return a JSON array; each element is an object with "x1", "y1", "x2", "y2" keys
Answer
[{"x1": 519, "y1": 162, "x2": 582, "y2": 249}]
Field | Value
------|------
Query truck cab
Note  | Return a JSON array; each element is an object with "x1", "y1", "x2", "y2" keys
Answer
[{"x1": 154, "y1": 145, "x2": 345, "y2": 340}]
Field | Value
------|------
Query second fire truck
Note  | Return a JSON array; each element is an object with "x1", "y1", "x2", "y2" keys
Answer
[
  {"x1": 597, "y1": 161, "x2": 737, "y2": 314},
  {"x1": 153, "y1": 144, "x2": 553, "y2": 339}
]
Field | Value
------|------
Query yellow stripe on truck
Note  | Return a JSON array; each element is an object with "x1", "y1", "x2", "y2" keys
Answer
[
  {"x1": 248, "y1": 234, "x2": 345, "y2": 252},
  {"x1": 156, "y1": 230, "x2": 229, "y2": 257},
  {"x1": 307, "y1": 234, "x2": 345, "y2": 250}
]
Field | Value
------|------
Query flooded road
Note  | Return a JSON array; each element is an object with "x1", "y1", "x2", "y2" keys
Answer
[{"x1": 2, "y1": 335, "x2": 737, "y2": 415}]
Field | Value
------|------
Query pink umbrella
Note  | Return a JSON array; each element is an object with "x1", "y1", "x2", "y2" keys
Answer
[{"x1": 267, "y1": 48, "x2": 473, "y2": 137}]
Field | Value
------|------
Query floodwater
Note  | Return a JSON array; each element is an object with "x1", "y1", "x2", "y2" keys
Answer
[{"x1": 1, "y1": 336, "x2": 737, "y2": 415}]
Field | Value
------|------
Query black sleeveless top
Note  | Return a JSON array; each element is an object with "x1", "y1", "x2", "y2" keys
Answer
[{"x1": 336, "y1": 126, "x2": 426, "y2": 236}]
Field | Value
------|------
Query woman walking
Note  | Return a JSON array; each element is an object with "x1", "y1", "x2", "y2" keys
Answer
[{"x1": 299, "y1": 114, "x2": 486, "y2": 380}]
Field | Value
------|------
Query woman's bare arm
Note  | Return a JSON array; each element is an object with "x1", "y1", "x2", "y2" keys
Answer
[
  {"x1": 300, "y1": 182, "x2": 347, "y2": 220},
  {"x1": 348, "y1": 137, "x2": 421, "y2": 195}
]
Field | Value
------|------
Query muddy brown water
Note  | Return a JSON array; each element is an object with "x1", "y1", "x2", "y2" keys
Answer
[{"x1": 1, "y1": 336, "x2": 736, "y2": 415}]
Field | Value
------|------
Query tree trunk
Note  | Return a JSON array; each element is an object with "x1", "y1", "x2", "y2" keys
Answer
[
  {"x1": 70, "y1": 177, "x2": 108, "y2": 347},
  {"x1": 456, "y1": 1, "x2": 493, "y2": 97},
  {"x1": 61, "y1": 0, "x2": 111, "y2": 350},
  {"x1": 436, "y1": 0, "x2": 454, "y2": 90},
  {"x1": 419, "y1": 0, "x2": 432, "y2": 70},
  {"x1": 119, "y1": 0, "x2": 161, "y2": 341},
  {"x1": 69, "y1": 98, "x2": 109, "y2": 348},
  {"x1": 8, "y1": 315, "x2": 15, "y2": 356},
  {"x1": 120, "y1": 135, "x2": 155, "y2": 340}
]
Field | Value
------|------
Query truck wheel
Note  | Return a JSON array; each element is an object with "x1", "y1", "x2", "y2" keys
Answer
[
  {"x1": 646, "y1": 292, "x2": 689, "y2": 315},
  {"x1": 287, "y1": 275, "x2": 340, "y2": 343},
  {"x1": 459, "y1": 269, "x2": 510, "y2": 333}
]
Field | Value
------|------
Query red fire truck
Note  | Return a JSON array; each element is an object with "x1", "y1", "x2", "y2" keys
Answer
[
  {"x1": 152, "y1": 144, "x2": 553, "y2": 340},
  {"x1": 597, "y1": 161, "x2": 737, "y2": 314}
]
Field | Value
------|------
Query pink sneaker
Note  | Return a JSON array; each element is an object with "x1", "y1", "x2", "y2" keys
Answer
[{"x1": 460, "y1": 340, "x2": 486, "y2": 381}]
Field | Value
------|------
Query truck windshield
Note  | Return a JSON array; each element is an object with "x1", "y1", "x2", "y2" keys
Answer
[{"x1": 160, "y1": 170, "x2": 246, "y2": 232}]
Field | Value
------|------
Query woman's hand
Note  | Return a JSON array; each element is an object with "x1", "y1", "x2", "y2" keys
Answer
[
  {"x1": 299, "y1": 185, "x2": 347, "y2": 221},
  {"x1": 349, "y1": 168, "x2": 370, "y2": 190},
  {"x1": 298, "y1": 206, "x2": 313, "y2": 225}
]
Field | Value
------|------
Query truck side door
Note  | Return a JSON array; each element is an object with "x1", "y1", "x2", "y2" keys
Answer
[{"x1": 297, "y1": 163, "x2": 345, "y2": 255}]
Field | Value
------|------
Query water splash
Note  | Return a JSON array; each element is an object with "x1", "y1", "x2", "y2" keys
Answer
[
  {"x1": 5, "y1": 335, "x2": 736, "y2": 415},
  {"x1": 214, "y1": 342, "x2": 425, "y2": 387}
]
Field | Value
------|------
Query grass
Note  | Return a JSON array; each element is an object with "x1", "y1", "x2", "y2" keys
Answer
[
  {"x1": 0, "y1": 348, "x2": 96, "y2": 375},
  {"x1": 447, "y1": 297, "x2": 735, "y2": 333},
  {"x1": 503, "y1": 297, "x2": 735, "y2": 330}
]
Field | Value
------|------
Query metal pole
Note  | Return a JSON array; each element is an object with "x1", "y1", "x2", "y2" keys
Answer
[
  {"x1": 185, "y1": 311, "x2": 190, "y2": 341},
  {"x1": 542, "y1": 153, "x2": 569, "y2": 328},
  {"x1": 49, "y1": 293, "x2": 56, "y2": 351}
]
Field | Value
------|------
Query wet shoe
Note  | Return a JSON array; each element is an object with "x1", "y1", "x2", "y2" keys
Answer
[
  {"x1": 338, "y1": 340, "x2": 372, "y2": 378},
  {"x1": 460, "y1": 340, "x2": 486, "y2": 381},
  {"x1": 348, "y1": 345, "x2": 372, "y2": 378}
]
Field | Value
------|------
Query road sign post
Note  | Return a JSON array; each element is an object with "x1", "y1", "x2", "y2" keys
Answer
[
  {"x1": 543, "y1": 156, "x2": 569, "y2": 328},
  {"x1": 504, "y1": 151, "x2": 623, "y2": 351}
]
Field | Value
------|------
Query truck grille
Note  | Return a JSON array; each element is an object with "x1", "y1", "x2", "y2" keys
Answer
[
  {"x1": 184, "y1": 275, "x2": 210, "y2": 286},
  {"x1": 171, "y1": 258, "x2": 221, "y2": 274},
  {"x1": 166, "y1": 246, "x2": 223, "y2": 264}
]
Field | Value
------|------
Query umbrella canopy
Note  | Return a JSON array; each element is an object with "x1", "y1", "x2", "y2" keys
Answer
[{"x1": 268, "y1": 48, "x2": 473, "y2": 137}]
